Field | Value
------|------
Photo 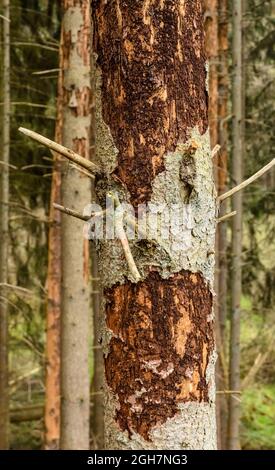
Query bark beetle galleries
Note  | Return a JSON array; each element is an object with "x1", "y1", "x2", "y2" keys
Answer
[
  {"x1": 93, "y1": 0, "x2": 208, "y2": 206},
  {"x1": 105, "y1": 270, "x2": 214, "y2": 440}
]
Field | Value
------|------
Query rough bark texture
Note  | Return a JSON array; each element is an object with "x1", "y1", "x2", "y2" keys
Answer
[
  {"x1": 105, "y1": 271, "x2": 214, "y2": 441},
  {"x1": 0, "y1": 0, "x2": 10, "y2": 450},
  {"x1": 60, "y1": 0, "x2": 92, "y2": 450},
  {"x1": 93, "y1": 0, "x2": 217, "y2": 450},
  {"x1": 228, "y1": 0, "x2": 243, "y2": 451},
  {"x1": 204, "y1": 0, "x2": 218, "y2": 150},
  {"x1": 44, "y1": 52, "x2": 63, "y2": 450},
  {"x1": 93, "y1": 0, "x2": 208, "y2": 207}
]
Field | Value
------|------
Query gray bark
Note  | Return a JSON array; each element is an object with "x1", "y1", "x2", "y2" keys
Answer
[
  {"x1": 0, "y1": 0, "x2": 10, "y2": 450},
  {"x1": 228, "y1": 0, "x2": 243, "y2": 451},
  {"x1": 60, "y1": 1, "x2": 92, "y2": 450}
]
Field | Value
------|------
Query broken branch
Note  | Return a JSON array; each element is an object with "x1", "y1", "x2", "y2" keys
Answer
[
  {"x1": 217, "y1": 211, "x2": 237, "y2": 223},
  {"x1": 69, "y1": 163, "x2": 95, "y2": 179},
  {"x1": 211, "y1": 144, "x2": 221, "y2": 159},
  {"x1": 112, "y1": 194, "x2": 141, "y2": 282},
  {"x1": 116, "y1": 215, "x2": 141, "y2": 283},
  {"x1": 0, "y1": 283, "x2": 33, "y2": 296},
  {"x1": 218, "y1": 158, "x2": 275, "y2": 202},
  {"x1": 19, "y1": 127, "x2": 101, "y2": 174},
  {"x1": 53, "y1": 203, "x2": 90, "y2": 222}
]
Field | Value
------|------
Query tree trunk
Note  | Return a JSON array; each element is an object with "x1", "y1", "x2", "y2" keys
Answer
[
  {"x1": 204, "y1": 0, "x2": 219, "y2": 151},
  {"x1": 204, "y1": 0, "x2": 224, "y2": 450},
  {"x1": 90, "y1": 39, "x2": 104, "y2": 450},
  {"x1": 228, "y1": 0, "x2": 243, "y2": 451},
  {"x1": 44, "y1": 39, "x2": 63, "y2": 450},
  {"x1": 217, "y1": 0, "x2": 229, "y2": 450},
  {"x1": 0, "y1": 0, "x2": 10, "y2": 450},
  {"x1": 60, "y1": 0, "x2": 92, "y2": 450},
  {"x1": 93, "y1": 0, "x2": 217, "y2": 450},
  {"x1": 91, "y1": 247, "x2": 104, "y2": 449}
]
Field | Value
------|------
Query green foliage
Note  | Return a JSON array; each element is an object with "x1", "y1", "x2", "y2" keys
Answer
[{"x1": 241, "y1": 385, "x2": 275, "y2": 450}]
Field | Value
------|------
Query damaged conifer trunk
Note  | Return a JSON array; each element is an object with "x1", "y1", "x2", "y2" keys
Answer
[{"x1": 92, "y1": 0, "x2": 217, "y2": 449}]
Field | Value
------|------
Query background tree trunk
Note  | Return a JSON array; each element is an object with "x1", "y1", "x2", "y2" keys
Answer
[
  {"x1": 217, "y1": 0, "x2": 229, "y2": 450},
  {"x1": 91, "y1": 247, "x2": 104, "y2": 449},
  {"x1": 93, "y1": 0, "x2": 217, "y2": 450},
  {"x1": 204, "y1": 0, "x2": 223, "y2": 449},
  {"x1": 90, "y1": 41, "x2": 104, "y2": 449},
  {"x1": 0, "y1": 0, "x2": 10, "y2": 450},
  {"x1": 228, "y1": 0, "x2": 243, "y2": 451},
  {"x1": 44, "y1": 42, "x2": 63, "y2": 450},
  {"x1": 60, "y1": 0, "x2": 92, "y2": 450}
]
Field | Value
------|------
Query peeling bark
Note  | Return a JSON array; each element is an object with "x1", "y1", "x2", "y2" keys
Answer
[
  {"x1": 93, "y1": 0, "x2": 217, "y2": 450},
  {"x1": 93, "y1": 0, "x2": 208, "y2": 207},
  {"x1": 105, "y1": 271, "x2": 214, "y2": 441}
]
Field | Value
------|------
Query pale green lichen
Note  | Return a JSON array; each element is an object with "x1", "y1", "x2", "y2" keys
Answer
[
  {"x1": 149, "y1": 127, "x2": 217, "y2": 285},
  {"x1": 96, "y1": 127, "x2": 217, "y2": 289}
]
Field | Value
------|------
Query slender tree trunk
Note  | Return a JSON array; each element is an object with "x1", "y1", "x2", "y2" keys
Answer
[
  {"x1": 91, "y1": 246, "x2": 104, "y2": 449},
  {"x1": 90, "y1": 38, "x2": 104, "y2": 449},
  {"x1": 217, "y1": 0, "x2": 229, "y2": 344},
  {"x1": 204, "y1": 0, "x2": 222, "y2": 449},
  {"x1": 204, "y1": 0, "x2": 219, "y2": 151},
  {"x1": 0, "y1": 0, "x2": 10, "y2": 450},
  {"x1": 60, "y1": 0, "x2": 92, "y2": 450},
  {"x1": 93, "y1": 0, "x2": 217, "y2": 450},
  {"x1": 44, "y1": 43, "x2": 63, "y2": 450},
  {"x1": 228, "y1": 0, "x2": 243, "y2": 451},
  {"x1": 217, "y1": 0, "x2": 229, "y2": 449}
]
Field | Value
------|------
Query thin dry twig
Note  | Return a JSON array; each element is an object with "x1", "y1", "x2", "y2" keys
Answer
[
  {"x1": 0, "y1": 14, "x2": 10, "y2": 22},
  {"x1": 0, "y1": 160, "x2": 18, "y2": 170},
  {"x1": 217, "y1": 211, "x2": 237, "y2": 223},
  {"x1": 53, "y1": 203, "x2": 90, "y2": 222},
  {"x1": 19, "y1": 127, "x2": 101, "y2": 174},
  {"x1": 218, "y1": 158, "x2": 275, "y2": 202},
  {"x1": 69, "y1": 163, "x2": 95, "y2": 179},
  {"x1": 111, "y1": 193, "x2": 141, "y2": 282},
  {"x1": 0, "y1": 283, "x2": 33, "y2": 296},
  {"x1": 212, "y1": 144, "x2": 221, "y2": 158}
]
